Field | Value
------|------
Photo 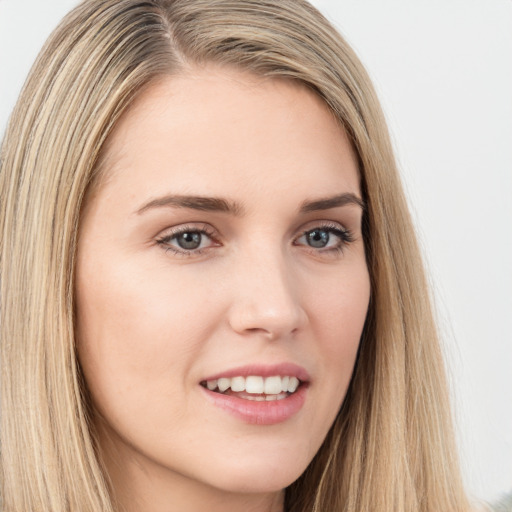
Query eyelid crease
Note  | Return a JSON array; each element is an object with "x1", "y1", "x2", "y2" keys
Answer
[{"x1": 156, "y1": 224, "x2": 218, "y2": 243}]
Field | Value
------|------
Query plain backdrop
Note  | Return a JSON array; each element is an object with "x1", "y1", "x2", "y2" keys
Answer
[{"x1": 1, "y1": 0, "x2": 511, "y2": 504}]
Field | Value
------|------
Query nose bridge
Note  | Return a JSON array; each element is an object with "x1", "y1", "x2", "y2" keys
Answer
[{"x1": 228, "y1": 243, "x2": 306, "y2": 338}]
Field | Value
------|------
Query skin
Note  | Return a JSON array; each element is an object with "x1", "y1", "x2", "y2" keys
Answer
[{"x1": 75, "y1": 67, "x2": 370, "y2": 512}]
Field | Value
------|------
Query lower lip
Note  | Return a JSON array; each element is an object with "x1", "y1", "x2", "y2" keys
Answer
[{"x1": 201, "y1": 385, "x2": 307, "y2": 425}]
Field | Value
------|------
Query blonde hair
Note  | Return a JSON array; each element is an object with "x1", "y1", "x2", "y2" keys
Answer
[{"x1": 0, "y1": 0, "x2": 469, "y2": 510}]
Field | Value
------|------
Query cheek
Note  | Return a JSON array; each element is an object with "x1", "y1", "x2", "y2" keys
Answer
[
  {"x1": 309, "y1": 265, "x2": 370, "y2": 394},
  {"x1": 74, "y1": 255, "x2": 220, "y2": 419},
  {"x1": 312, "y1": 261, "x2": 369, "y2": 344}
]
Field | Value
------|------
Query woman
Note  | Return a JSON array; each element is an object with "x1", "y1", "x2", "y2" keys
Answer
[{"x1": 0, "y1": 0, "x2": 471, "y2": 511}]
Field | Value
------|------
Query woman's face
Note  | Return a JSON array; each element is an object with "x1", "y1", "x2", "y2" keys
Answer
[{"x1": 76, "y1": 68, "x2": 370, "y2": 508}]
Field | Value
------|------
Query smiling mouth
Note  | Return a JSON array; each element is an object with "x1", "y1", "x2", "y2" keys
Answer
[{"x1": 200, "y1": 375, "x2": 302, "y2": 401}]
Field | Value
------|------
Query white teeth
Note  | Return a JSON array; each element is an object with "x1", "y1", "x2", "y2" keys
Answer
[
  {"x1": 245, "y1": 393, "x2": 289, "y2": 401},
  {"x1": 230, "y1": 376, "x2": 245, "y2": 392},
  {"x1": 287, "y1": 377, "x2": 299, "y2": 393},
  {"x1": 264, "y1": 376, "x2": 282, "y2": 395},
  {"x1": 217, "y1": 377, "x2": 230, "y2": 392},
  {"x1": 203, "y1": 375, "x2": 302, "y2": 396},
  {"x1": 245, "y1": 376, "x2": 264, "y2": 394},
  {"x1": 248, "y1": 395, "x2": 266, "y2": 401}
]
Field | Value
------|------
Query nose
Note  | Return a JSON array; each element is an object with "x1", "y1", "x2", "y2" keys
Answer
[{"x1": 227, "y1": 249, "x2": 308, "y2": 340}]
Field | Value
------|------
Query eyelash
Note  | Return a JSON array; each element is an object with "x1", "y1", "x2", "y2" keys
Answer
[
  {"x1": 294, "y1": 222, "x2": 354, "y2": 256},
  {"x1": 156, "y1": 222, "x2": 354, "y2": 257},
  {"x1": 156, "y1": 224, "x2": 219, "y2": 257}
]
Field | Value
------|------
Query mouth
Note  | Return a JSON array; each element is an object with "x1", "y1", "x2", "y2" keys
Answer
[
  {"x1": 200, "y1": 375, "x2": 302, "y2": 402},
  {"x1": 199, "y1": 364, "x2": 309, "y2": 424}
]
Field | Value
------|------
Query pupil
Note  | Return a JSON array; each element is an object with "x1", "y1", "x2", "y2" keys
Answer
[
  {"x1": 307, "y1": 229, "x2": 329, "y2": 248},
  {"x1": 177, "y1": 232, "x2": 201, "y2": 250}
]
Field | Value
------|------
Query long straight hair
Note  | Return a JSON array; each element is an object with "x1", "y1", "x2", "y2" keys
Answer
[{"x1": 0, "y1": 1, "x2": 469, "y2": 510}]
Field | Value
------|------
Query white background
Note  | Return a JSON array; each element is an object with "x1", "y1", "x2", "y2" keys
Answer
[{"x1": 1, "y1": 0, "x2": 511, "y2": 504}]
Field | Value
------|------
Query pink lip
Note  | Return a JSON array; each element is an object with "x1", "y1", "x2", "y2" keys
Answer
[
  {"x1": 199, "y1": 363, "x2": 310, "y2": 426},
  {"x1": 200, "y1": 385, "x2": 307, "y2": 425},
  {"x1": 201, "y1": 363, "x2": 310, "y2": 382}
]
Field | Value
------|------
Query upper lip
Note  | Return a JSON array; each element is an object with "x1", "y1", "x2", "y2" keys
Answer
[{"x1": 201, "y1": 363, "x2": 311, "y2": 383}]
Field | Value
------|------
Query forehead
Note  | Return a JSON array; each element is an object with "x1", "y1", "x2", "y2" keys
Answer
[{"x1": 94, "y1": 67, "x2": 360, "y2": 207}]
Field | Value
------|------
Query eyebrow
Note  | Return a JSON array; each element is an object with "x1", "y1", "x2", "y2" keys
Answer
[
  {"x1": 136, "y1": 192, "x2": 365, "y2": 216},
  {"x1": 136, "y1": 195, "x2": 245, "y2": 215},
  {"x1": 299, "y1": 193, "x2": 365, "y2": 213}
]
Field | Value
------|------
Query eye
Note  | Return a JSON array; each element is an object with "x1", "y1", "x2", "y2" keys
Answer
[
  {"x1": 174, "y1": 231, "x2": 203, "y2": 250},
  {"x1": 156, "y1": 225, "x2": 219, "y2": 256},
  {"x1": 295, "y1": 224, "x2": 353, "y2": 253},
  {"x1": 304, "y1": 229, "x2": 332, "y2": 248}
]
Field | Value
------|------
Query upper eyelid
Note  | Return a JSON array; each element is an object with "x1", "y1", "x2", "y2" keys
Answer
[
  {"x1": 295, "y1": 219, "x2": 350, "y2": 234},
  {"x1": 157, "y1": 223, "x2": 217, "y2": 238}
]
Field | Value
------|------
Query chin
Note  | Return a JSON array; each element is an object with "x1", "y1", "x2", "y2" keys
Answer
[
  {"x1": 209, "y1": 473, "x2": 298, "y2": 495},
  {"x1": 198, "y1": 452, "x2": 309, "y2": 495}
]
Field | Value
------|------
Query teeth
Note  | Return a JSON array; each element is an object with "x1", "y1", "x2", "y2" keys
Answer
[
  {"x1": 217, "y1": 377, "x2": 230, "y2": 392},
  {"x1": 288, "y1": 376, "x2": 299, "y2": 393},
  {"x1": 245, "y1": 376, "x2": 264, "y2": 394},
  {"x1": 264, "y1": 376, "x2": 282, "y2": 394},
  {"x1": 204, "y1": 375, "x2": 302, "y2": 396},
  {"x1": 248, "y1": 395, "x2": 265, "y2": 401},
  {"x1": 230, "y1": 376, "x2": 245, "y2": 392},
  {"x1": 245, "y1": 392, "x2": 289, "y2": 401}
]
